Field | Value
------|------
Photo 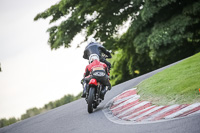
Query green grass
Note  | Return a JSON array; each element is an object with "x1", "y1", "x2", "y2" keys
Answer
[{"x1": 137, "y1": 52, "x2": 200, "y2": 105}]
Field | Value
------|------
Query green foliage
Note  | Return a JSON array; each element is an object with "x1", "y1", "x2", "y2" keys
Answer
[
  {"x1": 21, "y1": 107, "x2": 41, "y2": 120},
  {"x1": 35, "y1": 0, "x2": 200, "y2": 85},
  {"x1": 109, "y1": 50, "x2": 130, "y2": 85},
  {"x1": 110, "y1": 0, "x2": 200, "y2": 84},
  {"x1": 20, "y1": 93, "x2": 81, "y2": 121},
  {"x1": 34, "y1": 0, "x2": 142, "y2": 49},
  {"x1": 0, "y1": 117, "x2": 18, "y2": 128},
  {"x1": 0, "y1": 92, "x2": 82, "y2": 128}
]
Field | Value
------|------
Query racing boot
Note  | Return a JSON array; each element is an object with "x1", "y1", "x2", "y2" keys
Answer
[
  {"x1": 101, "y1": 86, "x2": 107, "y2": 100},
  {"x1": 81, "y1": 85, "x2": 87, "y2": 98}
]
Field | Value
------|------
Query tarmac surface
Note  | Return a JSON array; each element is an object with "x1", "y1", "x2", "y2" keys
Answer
[{"x1": 1, "y1": 60, "x2": 200, "y2": 133}]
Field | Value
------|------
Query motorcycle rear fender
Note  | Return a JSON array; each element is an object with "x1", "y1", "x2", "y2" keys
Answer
[{"x1": 89, "y1": 78, "x2": 98, "y2": 86}]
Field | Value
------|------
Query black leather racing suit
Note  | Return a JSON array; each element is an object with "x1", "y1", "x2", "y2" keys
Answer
[{"x1": 83, "y1": 42, "x2": 112, "y2": 69}]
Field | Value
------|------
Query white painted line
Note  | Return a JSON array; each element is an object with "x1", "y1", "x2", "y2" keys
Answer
[
  {"x1": 122, "y1": 106, "x2": 156, "y2": 120},
  {"x1": 130, "y1": 106, "x2": 164, "y2": 121},
  {"x1": 188, "y1": 110, "x2": 200, "y2": 116},
  {"x1": 120, "y1": 88, "x2": 136, "y2": 94},
  {"x1": 110, "y1": 95, "x2": 140, "y2": 111},
  {"x1": 117, "y1": 101, "x2": 150, "y2": 118},
  {"x1": 164, "y1": 103, "x2": 200, "y2": 119},
  {"x1": 112, "y1": 94, "x2": 138, "y2": 105},
  {"x1": 115, "y1": 88, "x2": 136, "y2": 98},
  {"x1": 113, "y1": 88, "x2": 137, "y2": 101},
  {"x1": 145, "y1": 104, "x2": 180, "y2": 121}
]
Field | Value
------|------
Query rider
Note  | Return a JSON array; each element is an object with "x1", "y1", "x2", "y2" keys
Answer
[
  {"x1": 81, "y1": 54, "x2": 111, "y2": 99},
  {"x1": 83, "y1": 38, "x2": 112, "y2": 71}
]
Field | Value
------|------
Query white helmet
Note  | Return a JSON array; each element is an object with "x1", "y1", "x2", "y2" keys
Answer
[
  {"x1": 89, "y1": 54, "x2": 99, "y2": 64},
  {"x1": 87, "y1": 38, "x2": 96, "y2": 44}
]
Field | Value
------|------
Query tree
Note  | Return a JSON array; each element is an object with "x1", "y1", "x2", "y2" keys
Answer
[
  {"x1": 34, "y1": 0, "x2": 200, "y2": 85},
  {"x1": 21, "y1": 107, "x2": 41, "y2": 120},
  {"x1": 0, "y1": 117, "x2": 18, "y2": 128}
]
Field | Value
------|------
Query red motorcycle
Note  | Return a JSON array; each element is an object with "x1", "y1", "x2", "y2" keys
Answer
[{"x1": 83, "y1": 68, "x2": 108, "y2": 113}]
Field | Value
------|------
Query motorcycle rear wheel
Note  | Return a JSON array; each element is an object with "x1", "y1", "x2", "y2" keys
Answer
[{"x1": 88, "y1": 87, "x2": 95, "y2": 113}]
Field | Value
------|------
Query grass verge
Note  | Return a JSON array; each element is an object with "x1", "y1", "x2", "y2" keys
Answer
[{"x1": 137, "y1": 52, "x2": 200, "y2": 105}]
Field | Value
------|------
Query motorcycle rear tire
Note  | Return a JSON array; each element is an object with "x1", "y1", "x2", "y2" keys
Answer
[{"x1": 88, "y1": 87, "x2": 95, "y2": 113}]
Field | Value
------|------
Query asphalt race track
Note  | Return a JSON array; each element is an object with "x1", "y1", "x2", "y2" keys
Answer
[{"x1": 1, "y1": 60, "x2": 200, "y2": 133}]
